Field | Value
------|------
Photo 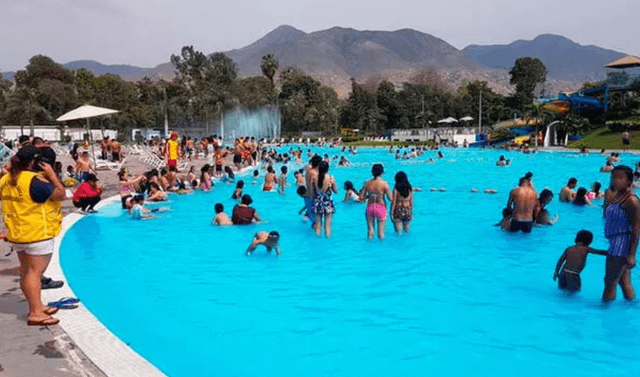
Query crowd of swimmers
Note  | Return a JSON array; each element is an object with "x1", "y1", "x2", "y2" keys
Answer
[
  {"x1": 497, "y1": 148, "x2": 639, "y2": 302},
  {"x1": 61, "y1": 132, "x2": 640, "y2": 301}
]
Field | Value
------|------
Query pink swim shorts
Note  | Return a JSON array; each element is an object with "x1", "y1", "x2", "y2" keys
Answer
[{"x1": 366, "y1": 203, "x2": 387, "y2": 221}]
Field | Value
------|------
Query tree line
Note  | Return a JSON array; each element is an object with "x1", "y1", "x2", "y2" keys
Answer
[{"x1": 4, "y1": 48, "x2": 621, "y2": 141}]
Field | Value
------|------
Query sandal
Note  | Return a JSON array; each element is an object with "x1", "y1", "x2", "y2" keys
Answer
[
  {"x1": 41, "y1": 280, "x2": 64, "y2": 289},
  {"x1": 48, "y1": 297, "x2": 80, "y2": 307},
  {"x1": 43, "y1": 307, "x2": 59, "y2": 315},
  {"x1": 27, "y1": 316, "x2": 60, "y2": 326}
]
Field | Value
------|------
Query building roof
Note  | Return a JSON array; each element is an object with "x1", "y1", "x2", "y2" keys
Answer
[{"x1": 606, "y1": 55, "x2": 640, "y2": 69}]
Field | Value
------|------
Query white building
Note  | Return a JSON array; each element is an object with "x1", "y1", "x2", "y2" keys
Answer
[{"x1": 1, "y1": 125, "x2": 117, "y2": 141}]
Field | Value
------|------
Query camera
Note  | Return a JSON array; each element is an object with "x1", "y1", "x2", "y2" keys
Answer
[{"x1": 33, "y1": 147, "x2": 56, "y2": 172}]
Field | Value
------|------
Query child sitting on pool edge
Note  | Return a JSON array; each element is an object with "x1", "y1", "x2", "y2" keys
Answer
[
  {"x1": 246, "y1": 231, "x2": 281, "y2": 256},
  {"x1": 553, "y1": 230, "x2": 607, "y2": 293}
]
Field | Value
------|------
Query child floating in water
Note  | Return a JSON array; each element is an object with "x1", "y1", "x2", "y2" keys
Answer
[
  {"x1": 211, "y1": 203, "x2": 232, "y2": 226},
  {"x1": 246, "y1": 231, "x2": 281, "y2": 256},
  {"x1": 553, "y1": 230, "x2": 607, "y2": 292}
]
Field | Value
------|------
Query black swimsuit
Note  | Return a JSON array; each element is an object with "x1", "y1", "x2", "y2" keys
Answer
[{"x1": 509, "y1": 219, "x2": 533, "y2": 233}]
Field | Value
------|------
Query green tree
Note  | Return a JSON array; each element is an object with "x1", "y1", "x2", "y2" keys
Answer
[
  {"x1": 14, "y1": 55, "x2": 74, "y2": 89},
  {"x1": 260, "y1": 54, "x2": 279, "y2": 85},
  {"x1": 277, "y1": 67, "x2": 338, "y2": 133},
  {"x1": 0, "y1": 78, "x2": 12, "y2": 124},
  {"x1": 209, "y1": 52, "x2": 237, "y2": 89},
  {"x1": 509, "y1": 57, "x2": 547, "y2": 109},
  {"x1": 12, "y1": 55, "x2": 78, "y2": 122},
  {"x1": 233, "y1": 76, "x2": 274, "y2": 109},
  {"x1": 73, "y1": 68, "x2": 97, "y2": 104},
  {"x1": 5, "y1": 87, "x2": 49, "y2": 135},
  {"x1": 170, "y1": 46, "x2": 211, "y2": 93},
  {"x1": 377, "y1": 80, "x2": 407, "y2": 129}
]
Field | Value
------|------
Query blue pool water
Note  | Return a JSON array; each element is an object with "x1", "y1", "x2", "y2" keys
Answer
[{"x1": 61, "y1": 148, "x2": 640, "y2": 377}]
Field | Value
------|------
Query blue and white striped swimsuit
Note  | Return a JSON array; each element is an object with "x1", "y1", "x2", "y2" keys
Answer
[{"x1": 604, "y1": 195, "x2": 634, "y2": 257}]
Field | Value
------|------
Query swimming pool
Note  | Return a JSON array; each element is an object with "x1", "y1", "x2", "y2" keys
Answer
[{"x1": 60, "y1": 148, "x2": 640, "y2": 377}]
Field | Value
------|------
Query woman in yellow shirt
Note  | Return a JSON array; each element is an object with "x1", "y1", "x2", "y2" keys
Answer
[{"x1": 1, "y1": 146, "x2": 66, "y2": 326}]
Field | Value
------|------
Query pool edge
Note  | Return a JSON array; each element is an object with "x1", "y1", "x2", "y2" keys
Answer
[{"x1": 41, "y1": 195, "x2": 168, "y2": 377}]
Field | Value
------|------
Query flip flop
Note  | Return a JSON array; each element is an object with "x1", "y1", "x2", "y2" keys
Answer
[
  {"x1": 27, "y1": 316, "x2": 60, "y2": 326},
  {"x1": 48, "y1": 297, "x2": 80, "y2": 306},
  {"x1": 44, "y1": 307, "x2": 59, "y2": 315},
  {"x1": 47, "y1": 302, "x2": 78, "y2": 310},
  {"x1": 41, "y1": 280, "x2": 64, "y2": 289}
]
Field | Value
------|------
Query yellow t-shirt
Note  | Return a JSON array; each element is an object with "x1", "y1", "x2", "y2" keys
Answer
[{"x1": 167, "y1": 139, "x2": 179, "y2": 160}]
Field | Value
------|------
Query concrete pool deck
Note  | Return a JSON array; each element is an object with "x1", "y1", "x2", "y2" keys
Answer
[
  {"x1": 0, "y1": 197, "x2": 166, "y2": 377},
  {"x1": 0, "y1": 149, "x2": 256, "y2": 377}
]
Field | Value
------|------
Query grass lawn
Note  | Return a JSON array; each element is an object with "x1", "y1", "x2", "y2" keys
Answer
[{"x1": 567, "y1": 127, "x2": 640, "y2": 150}]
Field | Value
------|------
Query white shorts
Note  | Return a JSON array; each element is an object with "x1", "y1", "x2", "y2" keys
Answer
[{"x1": 10, "y1": 238, "x2": 55, "y2": 256}]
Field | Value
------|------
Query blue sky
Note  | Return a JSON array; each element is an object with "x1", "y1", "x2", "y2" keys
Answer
[{"x1": 1, "y1": 0, "x2": 638, "y2": 71}]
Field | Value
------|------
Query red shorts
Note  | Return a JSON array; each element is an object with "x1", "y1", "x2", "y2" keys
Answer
[{"x1": 168, "y1": 159, "x2": 177, "y2": 167}]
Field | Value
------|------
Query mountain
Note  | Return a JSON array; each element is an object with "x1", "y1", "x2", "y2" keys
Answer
[
  {"x1": 1, "y1": 72, "x2": 15, "y2": 81},
  {"x1": 225, "y1": 25, "x2": 476, "y2": 78},
  {"x1": 2, "y1": 28, "x2": 632, "y2": 98},
  {"x1": 463, "y1": 34, "x2": 626, "y2": 83},
  {"x1": 63, "y1": 60, "x2": 155, "y2": 77}
]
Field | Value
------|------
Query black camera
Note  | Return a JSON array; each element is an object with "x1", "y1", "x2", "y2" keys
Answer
[{"x1": 33, "y1": 147, "x2": 56, "y2": 172}]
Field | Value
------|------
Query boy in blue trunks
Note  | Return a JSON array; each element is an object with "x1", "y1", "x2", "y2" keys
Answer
[{"x1": 553, "y1": 230, "x2": 607, "y2": 292}]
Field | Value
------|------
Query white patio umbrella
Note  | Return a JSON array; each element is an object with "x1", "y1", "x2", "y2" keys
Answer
[
  {"x1": 460, "y1": 116, "x2": 474, "y2": 122},
  {"x1": 56, "y1": 105, "x2": 119, "y2": 168},
  {"x1": 446, "y1": 117, "x2": 459, "y2": 123},
  {"x1": 437, "y1": 118, "x2": 453, "y2": 124}
]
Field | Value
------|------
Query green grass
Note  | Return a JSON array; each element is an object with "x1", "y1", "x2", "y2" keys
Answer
[{"x1": 566, "y1": 127, "x2": 640, "y2": 150}]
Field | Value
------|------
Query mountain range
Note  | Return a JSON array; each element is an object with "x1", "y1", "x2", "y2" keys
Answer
[{"x1": 1, "y1": 25, "x2": 631, "y2": 98}]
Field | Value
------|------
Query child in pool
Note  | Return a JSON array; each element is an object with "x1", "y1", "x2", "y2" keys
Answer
[
  {"x1": 279, "y1": 166, "x2": 288, "y2": 194},
  {"x1": 553, "y1": 230, "x2": 607, "y2": 292},
  {"x1": 231, "y1": 180, "x2": 244, "y2": 201},
  {"x1": 296, "y1": 185, "x2": 312, "y2": 223},
  {"x1": 130, "y1": 195, "x2": 167, "y2": 220},
  {"x1": 296, "y1": 169, "x2": 305, "y2": 186},
  {"x1": 222, "y1": 166, "x2": 235, "y2": 183},
  {"x1": 211, "y1": 203, "x2": 232, "y2": 226},
  {"x1": 343, "y1": 181, "x2": 361, "y2": 202},
  {"x1": 495, "y1": 207, "x2": 513, "y2": 231},
  {"x1": 246, "y1": 231, "x2": 281, "y2": 256},
  {"x1": 263, "y1": 166, "x2": 278, "y2": 191},
  {"x1": 588, "y1": 182, "x2": 604, "y2": 200},
  {"x1": 252, "y1": 169, "x2": 259, "y2": 185}
]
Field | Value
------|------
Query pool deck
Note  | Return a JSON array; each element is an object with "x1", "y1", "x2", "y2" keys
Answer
[
  {"x1": 0, "y1": 198, "x2": 167, "y2": 377},
  {"x1": 0, "y1": 151, "x2": 257, "y2": 377}
]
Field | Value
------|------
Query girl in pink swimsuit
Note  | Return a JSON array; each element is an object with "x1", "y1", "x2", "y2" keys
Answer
[{"x1": 360, "y1": 164, "x2": 393, "y2": 240}]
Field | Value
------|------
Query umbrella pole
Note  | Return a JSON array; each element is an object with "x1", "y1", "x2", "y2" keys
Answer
[{"x1": 87, "y1": 118, "x2": 97, "y2": 171}]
